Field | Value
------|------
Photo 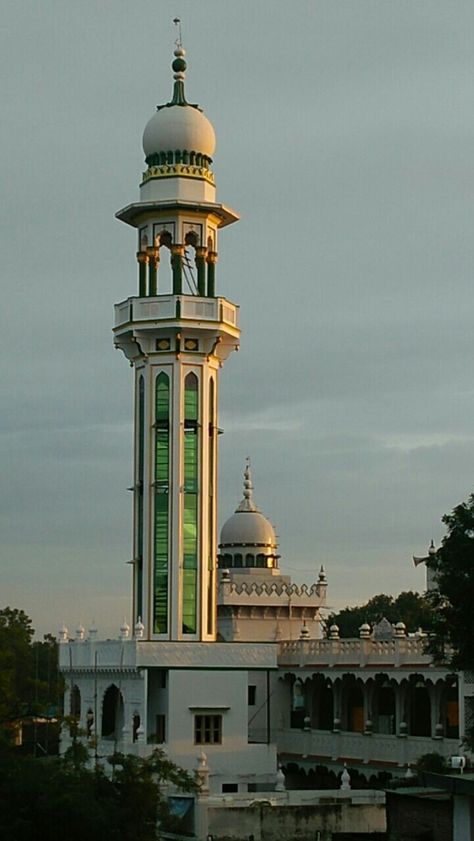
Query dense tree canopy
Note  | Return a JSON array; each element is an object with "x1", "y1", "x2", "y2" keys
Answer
[
  {"x1": 0, "y1": 607, "x2": 63, "y2": 751},
  {"x1": 0, "y1": 747, "x2": 197, "y2": 841},
  {"x1": 426, "y1": 492, "x2": 474, "y2": 670},
  {"x1": 0, "y1": 606, "x2": 198, "y2": 840},
  {"x1": 326, "y1": 591, "x2": 433, "y2": 638}
]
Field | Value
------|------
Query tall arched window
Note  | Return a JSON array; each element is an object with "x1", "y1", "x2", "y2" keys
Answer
[
  {"x1": 70, "y1": 685, "x2": 81, "y2": 720},
  {"x1": 136, "y1": 375, "x2": 145, "y2": 621},
  {"x1": 207, "y1": 377, "x2": 215, "y2": 635},
  {"x1": 183, "y1": 372, "x2": 199, "y2": 634},
  {"x1": 101, "y1": 685, "x2": 124, "y2": 740},
  {"x1": 154, "y1": 372, "x2": 170, "y2": 634}
]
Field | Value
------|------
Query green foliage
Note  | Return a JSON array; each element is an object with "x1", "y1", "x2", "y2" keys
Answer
[
  {"x1": 0, "y1": 606, "x2": 63, "y2": 751},
  {"x1": 414, "y1": 752, "x2": 447, "y2": 774},
  {"x1": 426, "y1": 493, "x2": 474, "y2": 671},
  {"x1": 0, "y1": 747, "x2": 198, "y2": 841},
  {"x1": 326, "y1": 591, "x2": 433, "y2": 637}
]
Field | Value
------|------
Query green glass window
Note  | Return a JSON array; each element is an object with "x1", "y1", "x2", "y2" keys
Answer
[
  {"x1": 207, "y1": 377, "x2": 215, "y2": 635},
  {"x1": 154, "y1": 372, "x2": 170, "y2": 634},
  {"x1": 183, "y1": 372, "x2": 198, "y2": 634},
  {"x1": 136, "y1": 376, "x2": 145, "y2": 621}
]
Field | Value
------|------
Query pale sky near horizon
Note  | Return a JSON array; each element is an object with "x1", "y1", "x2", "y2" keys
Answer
[{"x1": 2, "y1": 1, "x2": 474, "y2": 638}]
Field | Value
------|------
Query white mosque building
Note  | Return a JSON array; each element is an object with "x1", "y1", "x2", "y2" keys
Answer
[{"x1": 59, "y1": 43, "x2": 464, "y2": 801}]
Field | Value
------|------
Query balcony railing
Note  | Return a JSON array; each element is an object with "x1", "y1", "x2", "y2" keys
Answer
[
  {"x1": 276, "y1": 727, "x2": 461, "y2": 768},
  {"x1": 114, "y1": 295, "x2": 238, "y2": 329}
]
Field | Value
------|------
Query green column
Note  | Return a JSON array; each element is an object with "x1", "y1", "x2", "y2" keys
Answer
[
  {"x1": 137, "y1": 253, "x2": 148, "y2": 297},
  {"x1": 171, "y1": 245, "x2": 184, "y2": 295},
  {"x1": 196, "y1": 247, "x2": 207, "y2": 296},
  {"x1": 147, "y1": 248, "x2": 159, "y2": 296},
  {"x1": 207, "y1": 251, "x2": 218, "y2": 297}
]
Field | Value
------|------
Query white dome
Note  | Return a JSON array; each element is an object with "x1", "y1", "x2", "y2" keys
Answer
[
  {"x1": 220, "y1": 510, "x2": 277, "y2": 548},
  {"x1": 219, "y1": 462, "x2": 278, "y2": 552},
  {"x1": 143, "y1": 104, "x2": 216, "y2": 160}
]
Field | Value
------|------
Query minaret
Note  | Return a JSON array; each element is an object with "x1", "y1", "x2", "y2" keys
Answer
[{"x1": 114, "y1": 45, "x2": 240, "y2": 641}]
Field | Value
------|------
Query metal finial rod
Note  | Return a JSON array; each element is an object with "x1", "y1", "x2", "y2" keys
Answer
[{"x1": 173, "y1": 17, "x2": 182, "y2": 48}]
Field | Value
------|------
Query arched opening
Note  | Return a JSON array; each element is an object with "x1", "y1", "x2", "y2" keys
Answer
[
  {"x1": 291, "y1": 680, "x2": 306, "y2": 729},
  {"x1": 153, "y1": 228, "x2": 172, "y2": 294},
  {"x1": 101, "y1": 685, "x2": 124, "y2": 740},
  {"x1": 70, "y1": 685, "x2": 81, "y2": 720},
  {"x1": 409, "y1": 679, "x2": 431, "y2": 737},
  {"x1": 234, "y1": 553, "x2": 243, "y2": 568},
  {"x1": 375, "y1": 678, "x2": 396, "y2": 734},
  {"x1": 86, "y1": 708, "x2": 94, "y2": 737},
  {"x1": 256, "y1": 553, "x2": 267, "y2": 568},
  {"x1": 182, "y1": 232, "x2": 200, "y2": 295},
  {"x1": 245, "y1": 553, "x2": 255, "y2": 567},
  {"x1": 69, "y1": 685, "x2": 81, "y2": 736},
  {"x1": 346, "y1": 680, "x2": 364, "y2": 733},
  {"x1": 312, "y1": 675, "x2": 333, "y2": 730},
  {"x1": 319, "y1": 679, "x2": 334, "y2": 730},
  {"x1": 133, "y1": 713, "x2": 141, "y2": 743},
  {"x1": 444, "y1": 676, "x2": 459, "y2": 739}
]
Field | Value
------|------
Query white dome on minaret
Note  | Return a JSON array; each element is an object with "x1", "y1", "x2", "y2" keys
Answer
[
  {"x1": 142, "y1": 48, "x2": 216, "y2": 163},
  {"x1": 219, "y1": 461, "x2": 279, "y2": 570}
]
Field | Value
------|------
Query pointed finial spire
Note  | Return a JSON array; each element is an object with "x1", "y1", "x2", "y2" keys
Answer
[
  {"x1": 167, "y1": 19, "x2": 189, "y2": 106},
  {"x1": 236, "y1": 458, "x2": 259, "y2": 512},
  {"x1": 244, "y1": 457, "x2": 253, "y2": 500},
  {"x1": 173, "y1": 17, "x2": 182, "y2": 48}
]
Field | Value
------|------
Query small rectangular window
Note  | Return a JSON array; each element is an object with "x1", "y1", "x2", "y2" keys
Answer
[
  {"x1": 222, "y1": 783, "x2": 238, "y2": 793},
  {"x1": 194, "y1": 714, "x2": 222, "y2": 745},
  {"x1": 248, "y1": 685, "x2": 256, "y2": 706},
  {"x1": 155, "y1": 714, "x2": 166, "y2": 743}
]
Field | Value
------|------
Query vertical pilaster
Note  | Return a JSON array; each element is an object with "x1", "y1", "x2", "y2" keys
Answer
[
  {"x1": 207, "y1": 251, "x2": 218, "y2": 297},
  {"x1": 171, "y1": 245, "x2": 184, "y2": 294},
  {"x1": 196, "y1": 247, "x2": 207, "y2": 296},
  {"x1": 333, "y1": 679, "x2": 342, "y2": 732},
  {"x1": 137, "y1": 252, "x2": 148, "y2": 297},
  {"x1": 147, "y1": 247, "x2": 159, "y2": 296}
]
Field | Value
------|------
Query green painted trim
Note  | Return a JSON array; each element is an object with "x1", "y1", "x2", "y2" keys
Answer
[
  {"x1": 138, "y1": 260, "x2": 147, "y2": 297},
  {"x1": 148, "y1": 259, "x2": 157, "y2": 296},
  {"x1": 207, "y1": 261, "x2": 216, "y2": 298},
  {"x1": 172, "y1": 251, "x2": 183, "y2": 295},
  {"x1": 196, "y1": 255, "x2": 206, "y2": 296},
  {"x1": 141, "y1": 163, "x2": 214, "y2": 187}
]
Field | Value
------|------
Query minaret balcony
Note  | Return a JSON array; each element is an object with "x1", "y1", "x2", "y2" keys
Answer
[
  {"x1": 114, "y1": 294, "x2": 238, "y2": 331},
  {"x1": 113, "y1": 294, "x2": 240, "y2": 363}
]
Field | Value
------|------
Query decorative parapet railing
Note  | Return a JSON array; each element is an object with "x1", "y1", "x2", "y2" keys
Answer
[
  {"x1": 219, "y1": 580, "x2": 326, "y2": 607},
  {"x1": 114, "y1": 294, "x2": 239, "y2": 329},
  {"x1": 278, "y1": 636, "x2": 433, "y2": 669},
  {"x1": 59, "y1": 638, "x2": 277, "y2": 672},
  {"x1": 276, "y1": 728, "x2": 461, "y2": 769}
]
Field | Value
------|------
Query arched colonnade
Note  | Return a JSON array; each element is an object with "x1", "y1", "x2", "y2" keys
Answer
[
  {"x1": 288, "y1": 672, "x2": 459, "y2": 739},
  {"x1": 65, "y1": 680, "x2": 144, "y2": 745}
]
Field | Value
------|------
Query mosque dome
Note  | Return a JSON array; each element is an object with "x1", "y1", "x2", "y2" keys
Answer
[
  {"x1": 220, "y1": 510, "x2": 276, "y2": 548},
  {"x1": 142, "y1": 48, "x2": 216, "y2": 164},
  {"x1": 218, "y1": 462, "x2": 279, "y2": 571}
]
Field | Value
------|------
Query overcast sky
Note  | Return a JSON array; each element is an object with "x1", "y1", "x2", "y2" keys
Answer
[{"x1": 2, "y1": 1, "x2": 474, "y2": 638}]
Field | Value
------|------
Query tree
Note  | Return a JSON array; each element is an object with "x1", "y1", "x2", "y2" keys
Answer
[
  {"x1": 426, "y1": 492, "x2": 474, "y2": 670},
  {"x1": 0, "y1": 747, "x2": 198, "y2": 841},
  {"x1": 0, "y1": 607, "x2": 63, "y2": 751},
  {"x1": 326, "y1": 591, "x2": 433, "y2": 638}
]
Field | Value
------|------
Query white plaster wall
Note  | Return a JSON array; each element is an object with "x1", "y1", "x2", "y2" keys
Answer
[
  {"x1": 164, "y1": 669, "x2": 277, "y2": 791},
  {"x1": 140, "y1": 176, "x2": 216, "y2": 203},
  {"x1": 453, "y1": 794, "x2": 474, "y2": 841}
]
